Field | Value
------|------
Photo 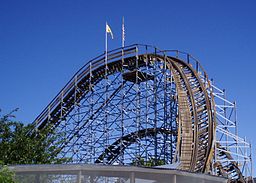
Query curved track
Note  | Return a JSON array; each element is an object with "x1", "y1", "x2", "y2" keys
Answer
[
  {"x1": 31, "y1": 44, "x2": 244, "y2": 181},
  {"x1": 95, "y1": 128, "x2": 176, "y2": 164}
]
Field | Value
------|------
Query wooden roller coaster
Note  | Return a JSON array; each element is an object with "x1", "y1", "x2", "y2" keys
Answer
[{"x1": 30, "y1": 44, "x2": 251, "y2": 182}]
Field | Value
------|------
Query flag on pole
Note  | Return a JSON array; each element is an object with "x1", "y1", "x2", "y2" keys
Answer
[
  {"x1": 105, "y1": 22, "x2": 113, "y2": 66},
  {"x1": 122, "y1": 17, "x2": 125, "y2": 47},
  {"x1": 106, "y1": 23, "x2": 114, "y2": 39}
]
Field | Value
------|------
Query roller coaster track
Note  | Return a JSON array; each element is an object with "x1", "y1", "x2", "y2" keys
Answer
[
  {"x1": 95, "y1": 128, "x2": 176, "y2": 164},
  {"x1": 168, "y1": 57, "x2": 214, "y2": 172},
  {"x1": 31, "y1": 44, "x2": 247, "y2": 182},
  {"x1": 214, "y1": 143, "x2": 244, "y2": 182}
]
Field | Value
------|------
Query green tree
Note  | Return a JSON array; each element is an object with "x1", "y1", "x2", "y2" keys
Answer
[
  {"x1": 0, "y1": 109, "x2": 69, "y2": 165},
  {"x1": 0, "y1": 163, "x2": 15, "y2": 183},
  {"x1": 131, "y1": 157, "x2": 165, "y2": 167}
]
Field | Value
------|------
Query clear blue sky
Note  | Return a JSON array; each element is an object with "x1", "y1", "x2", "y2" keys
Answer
[{"x1": 1, "y1": 0, "x2": 256, "y2": 169}]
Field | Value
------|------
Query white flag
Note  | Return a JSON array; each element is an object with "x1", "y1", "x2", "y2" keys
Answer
[{"x1": 106, "y1": 23, "x2": 114, "y2": 39}]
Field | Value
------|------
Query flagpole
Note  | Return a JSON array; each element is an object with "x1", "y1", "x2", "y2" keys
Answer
[
  {"x1": 105, "y1": 22, "x2": 108, "y2": 65},
  {"x1": 104, "y1": 22, "x2": 108, "y2": 159},
  {"x1": 122, "y1": 17, "x2": 125, "y2": 48}
]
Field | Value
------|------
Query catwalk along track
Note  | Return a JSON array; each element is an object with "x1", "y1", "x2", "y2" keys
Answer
[{"x1": 31, "y1": 44, "x2": 248, "y2": 182}]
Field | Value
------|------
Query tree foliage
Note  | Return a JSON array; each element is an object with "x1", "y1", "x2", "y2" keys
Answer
[
  {"x1": 0, "y1": 163, "x2": 15, "y2": 183},
  {"x1": 131, "y1": 157, "x2": 165, "y2": 167},
  {"x1": 0, "y1": 109, "x2": 68, "y2": 165}
]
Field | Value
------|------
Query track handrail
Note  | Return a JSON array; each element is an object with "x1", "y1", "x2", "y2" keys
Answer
[{"x1": 32, "y1": 45, "x2": 139, "y2": 129}]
